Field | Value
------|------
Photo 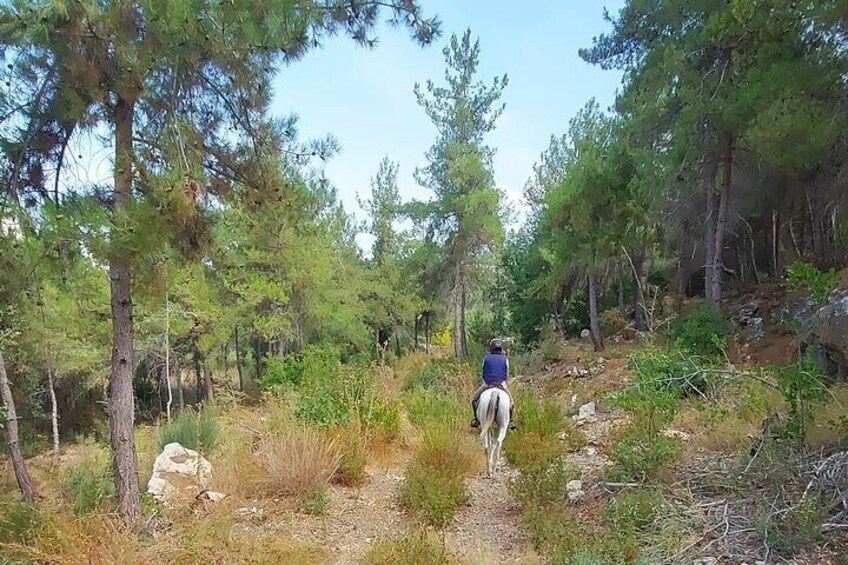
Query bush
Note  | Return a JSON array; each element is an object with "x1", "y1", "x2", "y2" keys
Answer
[
  {"x1": 510, "y1": 457, "x2": 579, "y2": 508},
  {"x1": 402, "y1": 358, "x2": 464, "y2": 392},
  {"x1": 364, "y1": 531, "x2": 457, "y2": 565},
  {"x1": 64, "y1": 445, "x2": 115, "y2": 514},
  {"x1": 771, "y1": 352, "x2": 829, "y2": 442},
  {"x1": 606, "y1": 430, "x2": 681, "y2": 482},
  {"x1": 628, "y1": 348, "x2": 709, "y2": 398},
  {"x1": 399, "y1": 427, "x2": 473, "y2": 528},
  {"x1": 157, "y1": 406, "x2": 219, "y2": 454},
  {"x1": 0, "y1": 498, "x2": 43, "y2": 547},
  {"x1": 259, "y1": 345, "x2": 341, "y2": 390},
  {"x1": 505, "y1": 389, "x2": 584, "y2": 470},
  {"x1": 600, "y1": 308, "x2": 627, "y2": 335},
  {"x1": 602, "y1": 489, "x2": 667, "y2": 533},
  {"x1": 300, "y1": 488, "x2": 329, "y2": 516},
  {"x1": 400, "y1": 464, "x2": 466, "y2": 528},
  {"x1": 668, "y1": 302, "x2": 727, "y2": 359},
  {"x1": 404, "y1": 388, "x2": 464, "y2": 429},
  {"x1": 253, "y1": 426, "x2": 340, "y2": 497},
  {"x1": 786, "y1": 261, "x2": 839, "y2": 307}
]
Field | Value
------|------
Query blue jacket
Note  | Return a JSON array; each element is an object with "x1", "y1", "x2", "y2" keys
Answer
[{"x1": 482, "y1": 353, "x2": 508, "y2": 385}]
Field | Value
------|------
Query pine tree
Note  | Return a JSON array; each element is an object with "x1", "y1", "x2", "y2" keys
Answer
[
  {"x1": 0, "y1": 0, "x2": 438, "y2": 520},
  {"x1": 412, "y1": 29, "x2": 506, "y2": 359}
]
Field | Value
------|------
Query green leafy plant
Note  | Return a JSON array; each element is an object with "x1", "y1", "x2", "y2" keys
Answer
[
  {"x1": 300, "y1": 488, "x2": 329, "y2": 515},
  {"x1": 510, "y1": 457, "x2": 579, "y2": 508},
  {"x1": 667, "y1": 302, "x2": 727, "y2": 359},
  {"x1": 771, "y1": 353, "x2": 829, "y2": 442},
  {"x1": 786, "y1": 261, "x2": 839, "y2": 307}
]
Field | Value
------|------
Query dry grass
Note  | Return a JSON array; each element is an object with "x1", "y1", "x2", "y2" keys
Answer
[
  {"x1": 251, "y1": 426, "x2": 341, "y2": 497},
  {"x1": 806, "y1": 382, "x2": 848, "y2": 450},
  {"x1": 364, "y1": 530, "x2": 458, "y2": 565}
]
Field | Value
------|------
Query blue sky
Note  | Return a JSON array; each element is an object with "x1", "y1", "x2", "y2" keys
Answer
[{"x1": 274, "y1": 1, "x2": 625, "y2": 250}]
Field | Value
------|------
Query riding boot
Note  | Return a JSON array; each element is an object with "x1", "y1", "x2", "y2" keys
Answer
[
  {"x1": 471, "y1": 399, "x2": 480, "y2": 428},
  {"x1": 509, "y1": 405, "x2": 517, "y2": 430}
]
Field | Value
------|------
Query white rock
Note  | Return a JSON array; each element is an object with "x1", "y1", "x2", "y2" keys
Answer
[
  {"x1": 585, "y1": 446, "x2": 598, "y2": 456},
  {"x1": 662, "y1": 429, "x2": 691, "y2": 441},
  {"x1": 693, "y1": 558, "x2": 717, "y2": 565},
  {"x1": 566, "y1": 480, "x2": 583, "y2": 492},
  {"x1": 198, "y1": 490, "x2": 226, "y2": 502},
  {"x1": 146, "y1": 442, "x2": 213, "y2": 505},
  {"x1": 580, "y1": 329, "x2": 591, "y2": 339},
  {"x1": 578, "y1": 402, "x2": 596, "y2": 419}
]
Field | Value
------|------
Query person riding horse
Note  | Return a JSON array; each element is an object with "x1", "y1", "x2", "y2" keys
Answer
[{"x1": 470, "y1": 338, "x2": 517, "y2": 430}]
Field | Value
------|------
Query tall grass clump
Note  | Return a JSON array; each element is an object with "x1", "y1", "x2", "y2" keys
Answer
[
  {"x1": 364, "y1": 531, "x2": 457, "y2": 565},
  {"x1": 504, "y1": 388, "x2": 584, "y2": 471},
  {"x1": 400, "y1": 427, "x2": 475, "y2": 528},
  {"x1": 0, "y1": 498, "x2": 43, "y2": 551},
  {"x1": 64, "y1": 441, "x2": 116, "y2": 514},
  {"x1": 157, "y1": 406, "x2": 219, "y2": 454},
  {"x1": 253, "y1": 426, "x2": 340, "y2": 497}
]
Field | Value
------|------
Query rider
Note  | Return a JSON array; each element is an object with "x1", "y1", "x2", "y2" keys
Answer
[{"x1": 470, "y1": 338, "x2": 517, "y2": 430}]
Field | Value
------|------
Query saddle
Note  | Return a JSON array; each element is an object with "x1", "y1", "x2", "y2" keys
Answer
[{"x1": 486, "y1": 382, "x2": 507, "y2": 392}]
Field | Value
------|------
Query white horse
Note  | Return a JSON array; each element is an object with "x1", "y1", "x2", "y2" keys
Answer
[{"x1": 476, "y1": 387, "x2": 511, "y2": 477}]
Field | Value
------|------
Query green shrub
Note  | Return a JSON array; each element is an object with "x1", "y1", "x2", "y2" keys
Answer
[
  {"x1": 668, "y1": 302, "x2": 727, "y2": 358},
  {"x1": 300, "y1": 488, "x2": 329, "y2": 516},
  {"x1": 762, "y1": 496, "x2": 825, "y2": 554},
  {"x1": 786, "y1": 261, "x2": 839, "y2": 307},
  {"x1": 258, "y1": 345, "x2": 341, "y2": 390},
  {"x1": 404, "y1": 389, "x2": 463, "y2": 429},
  {"x1": 510, "y1": 457, "x2": 579, "y2": 508},
  {"x1": 157, "y1": 406, "x2": 219, "y2": 454},
  {"x1": 628, "y1": 348, "x2": 709, "y2": 398},
  {"x1": 606, "y1": 431, "x2": 681, "y2": 482},
  {"x1": 364, "y1": 531, "x2": 457, "y2": 565},
  {"x1": 399, "y1": 427, "x2": 471, "y2": 528},
  {"x1": 400, "y1": 464, "x2": 466, "y2": 528},
  {"x1": 602, "y1": 489, "x2": 667, "y2": 533},
  {"x1": 505, "y1": 390, "x2": 584, "y2": 470},
  {"x1": 0, "y1": 498, "x2": 43, "y2": 546},
  {"x1": 600, "y1": 308, "x2": 627, "y2": 335},
  {"x1": 402, "y1": 358, "x2": 463, "y2": 392},
  {"x1": 771, "y1": 352, "x2": 829, "y2": 442},
  {"x1": 64, "y1": 447, "x2": 115, "y2": 514}
]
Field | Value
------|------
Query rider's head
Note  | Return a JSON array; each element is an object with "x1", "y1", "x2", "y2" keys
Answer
[{"x1": 489, "y1": 338, "x2": 504, "y2": 354}]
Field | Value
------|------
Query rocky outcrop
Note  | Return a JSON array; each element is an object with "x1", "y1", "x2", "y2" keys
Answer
[{"x1": 809, "y1": 290, "x2": 848, "y2": 380}]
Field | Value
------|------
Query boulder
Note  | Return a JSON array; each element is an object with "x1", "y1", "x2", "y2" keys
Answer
[
  {"x1": 810, "y1": 290, "x2": 848, "y2": 379},
  {"x1": 580, "y1": 329, "x2": 591, "y2": 339},
  {"x1": 566, "y1": 479, "x2": 584, "y2": 501},
  {"x1": 578, "y1": 402, "x2": 595, "y2": 419},
  {"x1": 147, "y1": 442, "x2": 213, "y2": 505}
]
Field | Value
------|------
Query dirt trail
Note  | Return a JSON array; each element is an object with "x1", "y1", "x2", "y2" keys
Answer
[
  {"x1": 274, "y1": 463, "x2": 414, "y2": 565},
  {"x1": 445, "y1": 462, "x2": 539, "y2": 564}
]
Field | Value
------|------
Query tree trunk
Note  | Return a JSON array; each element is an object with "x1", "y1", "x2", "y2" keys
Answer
[
  {"x1": 460, "y1": 270, "x2": 469, "y2": 358},
  {"x1": 708, "y1": 133, "x2": 734, "y2": 305},
  {"x1": 424, "y1": 312, "x2": 431, "y2": 354},
  {"x1": 48, "y1": 365, "x2": 59, "y2": 461},
  {"x1": 771, "y1": 209, "x2": 780, "y2": 278},
  {"x1": 164, "y1": 294, "x2": 172, "y2": 424},
  {"x1": 175, "y1": 356, "x2": 184, "y2": 411},
  {"x1": 0, "y1": 350, "x2": 37, "y2": 501},
  {"x1": 617, "y1": 273, "x2": 625, "y2": 318},
  {"x1": 632, "y1": 254, "x2": 647, "y2": 332},
  {"x1": 203, "y1": 362, "x2": 214, "y2": 404},
  {"x1": 234, "y1": 327, "x2": 244, "y2": 392},
  {"x1": 452, "y1": 263, "x2": 465, "y2": 359},
  {"x1": 704, "y1": 156, "x2": 720, "y2": 304},
  {"x1": 109, "y1": 96, "x2": 140, "y2": 521},
  {"x1": 413, "y1": 315, "x2": 419, "y2": 351},
  {"x1": 588, "y1": 272, "x2": 604, "y2": 352}
]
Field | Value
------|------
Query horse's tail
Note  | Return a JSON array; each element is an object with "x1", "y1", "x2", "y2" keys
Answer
[{"x1": 484, "y1": 390, "x2": 498, "y2": 428}]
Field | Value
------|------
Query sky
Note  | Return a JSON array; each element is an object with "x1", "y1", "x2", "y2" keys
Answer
[{"x1": 272, "y1": 1, "x2": 626, "y2": 252}]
